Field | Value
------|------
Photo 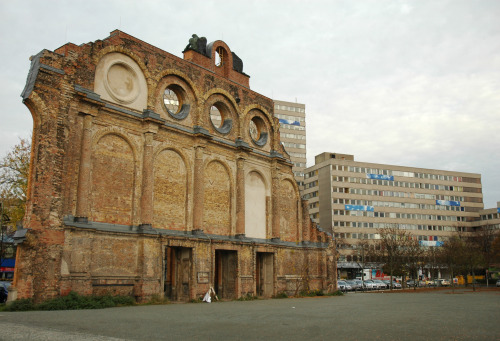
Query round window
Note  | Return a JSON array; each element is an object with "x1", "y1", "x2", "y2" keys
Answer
[
  {"x1": 249, "y1": 120, "x2": 259, "y2": 140},
  {"x1": 210, "y1": 105, "x2": 223, "y2": 128},
  {"x1": 162, "y1": 84, "x2": 190, "y2": 120},
  {"x1": 249, "y1": 116, "x2": 268, "y2": 147},
  {"x1": 163, "y1": 87, "x2": 181, "y2": 114},
  {"x1": 209, "y1": 102, "x2": 232, "y2": 134}
]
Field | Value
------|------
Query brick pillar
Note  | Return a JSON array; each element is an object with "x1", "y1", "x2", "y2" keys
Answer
[
  {"x1": 193, "y1": 145, "x2": 205, "y2": 231},
  {"x1": 75, "y1": 113, "x2": 93, "y2": 222},
  {"x1": 301, "y1": 200, "x2": 310, "y2": 242},
  {"x1": 140, "y1": 132, "x2": 154, "y2": 228},
  {"x1": 271, "y1": 170, "x2": 280, "y2": 240},
  {"x1": 235, "y1": 157, "x2": 245, "y2": 236}
]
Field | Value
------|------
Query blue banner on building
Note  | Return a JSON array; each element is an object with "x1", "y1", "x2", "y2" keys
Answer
[
  {"x1": 436, "y1": 200, "x2": 460, "y2": 207},
  {"x1": 497, "y1": 207, "x2": 500, "y2": 214},
  {"x1": 366, "y1": 174, "x2": 394, "y2": 181},
  {"x1": 278, "y1": 118, "x2": 300, "y2": 126},
  {"x1": 419, "y1": 241, "x2": 444, "y2": 247},
  {"x1": 345, "y1": 204, "x2": 374, "y2": 212}
]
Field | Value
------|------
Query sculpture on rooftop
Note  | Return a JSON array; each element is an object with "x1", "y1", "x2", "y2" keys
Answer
[{"x1": 184, "y1": 34, "x2": 208, "y2": 56}]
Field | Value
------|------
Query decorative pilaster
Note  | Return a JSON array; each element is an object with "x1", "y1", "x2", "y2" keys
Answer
[
  {"x1": 75, "y1": 113, "x2": 93, "y2": 222},
  {"x1": 140, "y1": 132, "x2": 155, "y2": 228},
  {"x1": 235, "y1": 157, "x2": 245, "y2": 236},
  {"x1": 192, "y1": 145, "x2": 205, "y2": 231},
  {"x1": 271, "y1": 165, "x2": 280, "y2": 240}
]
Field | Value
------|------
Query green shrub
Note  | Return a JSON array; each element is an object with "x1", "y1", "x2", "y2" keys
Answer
[
  {"x1": 2, "y1": 298, "x2": 35, "y2": 311},
  {"x1": 3, "y1": 292, "x2": 135, "y2": 311},
  {"x1": 298, "y1": 289, "x2": 324, "y2": 297}
]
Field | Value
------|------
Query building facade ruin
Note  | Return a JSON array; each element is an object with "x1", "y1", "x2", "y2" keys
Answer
[{"x1": 13, "y1": 30, "x2": 335, "y2": 302}]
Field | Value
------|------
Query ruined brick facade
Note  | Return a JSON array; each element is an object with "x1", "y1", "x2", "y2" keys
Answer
[{"x1": 14, "y1": 30, "x2": 336, "y2": 302}]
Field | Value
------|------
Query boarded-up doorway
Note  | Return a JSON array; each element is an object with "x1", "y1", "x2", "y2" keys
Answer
[
  {"x1": 257, "y1": 252, "x2": 274, "y2": 297},
  {"x1": 214, "y1": 250, "x2": 237, "y2": 299},
  {"x1": 164, "y1": 247, "x2": 192, "y2": 301}
]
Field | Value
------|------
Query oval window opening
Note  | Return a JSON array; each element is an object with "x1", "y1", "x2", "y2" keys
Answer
[
  {"x1": 163, "y1": 87, "x2": 181, "y2": 114},
  {"x1": 249, "y1": 119, "x2": 260, "y2": 141},
  {"x1": 210, "y1": 105, "x2": 223, "y2": 128}
]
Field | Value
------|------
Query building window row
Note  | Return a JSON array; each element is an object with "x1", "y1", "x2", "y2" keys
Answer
[
  {"x1": 288, "y1": 152, "x2": 306, "y2": 158},
  {"x1": 480, "y1": 213, "x2": 500, "y2": 220},
  {"x1": 341, "y1": 176, "x2": 472, "y2": 192},
  {"x1": 334, "y1": 232, "x2": 448, "y2": 242},
  {"x1": 294, "y1": 162, "x2": 307, "y2": 168},
  {"x1": 305, "y1": 180, "x2": 318, "y2": 189},
  {"x1": 345, "y1": 166, "x2": 480, "y2": 184},
  {"x1": 280, "y1": 132, "x2": 306, "y2": 140},
  {"x1": 280, "y1": 123, "x2": 305, "y2": 131},
  {"x1": 482, "y1": 224, "x2": 500, "y2": 230},
  {"x1": 303, "y1": 191, "x2": 318, "y2": 199},
  {"x1": 334, "y1": 221, "x2": 466, "y2": 232},
  {"x1": 342, "y1": 209, "x2": 463, "y2": 222},
  {"x1": 282, "y1": 142, "x2": 306, "y2": 149},
  {"x1": 275, "y1": 104, "x2": 305, "y2": 113},
  {"x1": 293, "y1": 171, "x2": 304, "y2": 177},
  {"x1": 338, "y1": 199, "x2": 464, "y2": 212},
  {"x1": 309, "y1": 202, "x2": 319, "y2": 209},
  {"x1": 305, "y1": 170, "x2": 318, "y2": 179},
  {"x1": 340, "y1": 187, "x2": 471, "y2": 201},
  {"x1": 275, "y1": 113, "x2": 305, "y2": 122}
]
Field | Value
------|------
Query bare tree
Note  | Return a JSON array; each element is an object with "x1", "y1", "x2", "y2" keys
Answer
[
  {"x1": 470, "y1": 227, "x2": 499, "y2": 286},
  {"x1": 439, "y1": 235, "x2": 467, "y2": 292},
  {"x1": 375, "y1": 226, "x2": 413, "y2": 288},
  {"x1": 404, "y1": 238, "x2": 425, "y2": 290},
  {"x1": 354, "y1": 240, "x2": 370, "y2": 290}
]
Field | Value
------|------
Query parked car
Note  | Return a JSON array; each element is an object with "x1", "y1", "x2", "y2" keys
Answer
[
  {"x1": 496, "y1": 279, "x2": 500, "y2": 287},
  {"x1": 373, "y1": 280, "x2": 388, "y2": 289},
  {"x1": 345, "y1": 280, "x2": 360, "y2": 291},
  {"x1": 363, "y1": 280, "x2": 377, "y2": 290},
  {"x1": 406, "y1": 280, "x2": 419, "y2": 287},
  {"x1": 337, "y1": 280, "x2": 352, "y2": 292},
  {"x1": 353, "y1": 279, "x2": 365, "y2": 291},
  {"x1": 425, "y1": 279, "x2": 436, "y2": 287},
  {"x1": 435, "y1": 279, "x2": 450, "y2": 287},
  {"x1": 382, "y1": 280, "x2": 401, "y2": 289},
  {"x1": 0, "y1": 282, "x2": 11, "y2": 304}
]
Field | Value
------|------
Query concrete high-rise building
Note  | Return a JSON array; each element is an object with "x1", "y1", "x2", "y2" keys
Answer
[
  {"x1": 303, "y1": 152, "x2": 487, "y2": 278},
  {"x1": 273, "y1": 100, "x2": 306, "y2": 189}
]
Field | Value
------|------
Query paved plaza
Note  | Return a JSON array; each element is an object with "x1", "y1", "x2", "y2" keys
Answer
[{"x1": 0, "y1": 288, "x2": 498, "y2": 340}]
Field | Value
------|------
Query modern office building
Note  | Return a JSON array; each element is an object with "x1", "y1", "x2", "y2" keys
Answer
[
  {"x1": 303, "y1": 152, "x2": 486, "y2": 277},
  {"x1": 476, "y1": 202, "x2": 500, "y2": 231},
  {"x1": 273, "y1": 100, "x2": 307, "y2": 189}
]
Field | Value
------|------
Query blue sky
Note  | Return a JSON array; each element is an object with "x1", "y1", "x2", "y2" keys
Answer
[{"x1": 1, "y1": 0, "x2": 499, "y2": 207}]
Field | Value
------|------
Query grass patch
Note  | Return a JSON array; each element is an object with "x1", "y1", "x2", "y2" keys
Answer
[{"x1": 1, "y1": 292, "x2": 135, "y2": 312}]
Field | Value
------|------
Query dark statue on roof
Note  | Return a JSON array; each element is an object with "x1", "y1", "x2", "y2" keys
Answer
[{"x1": 184, "y1": 34, "x2": 208, "y2": 57}]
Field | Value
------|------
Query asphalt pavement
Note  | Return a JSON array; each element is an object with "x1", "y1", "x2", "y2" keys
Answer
[{"x1": 0, "y1": 288, "x2": 498, "y2": 340}]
